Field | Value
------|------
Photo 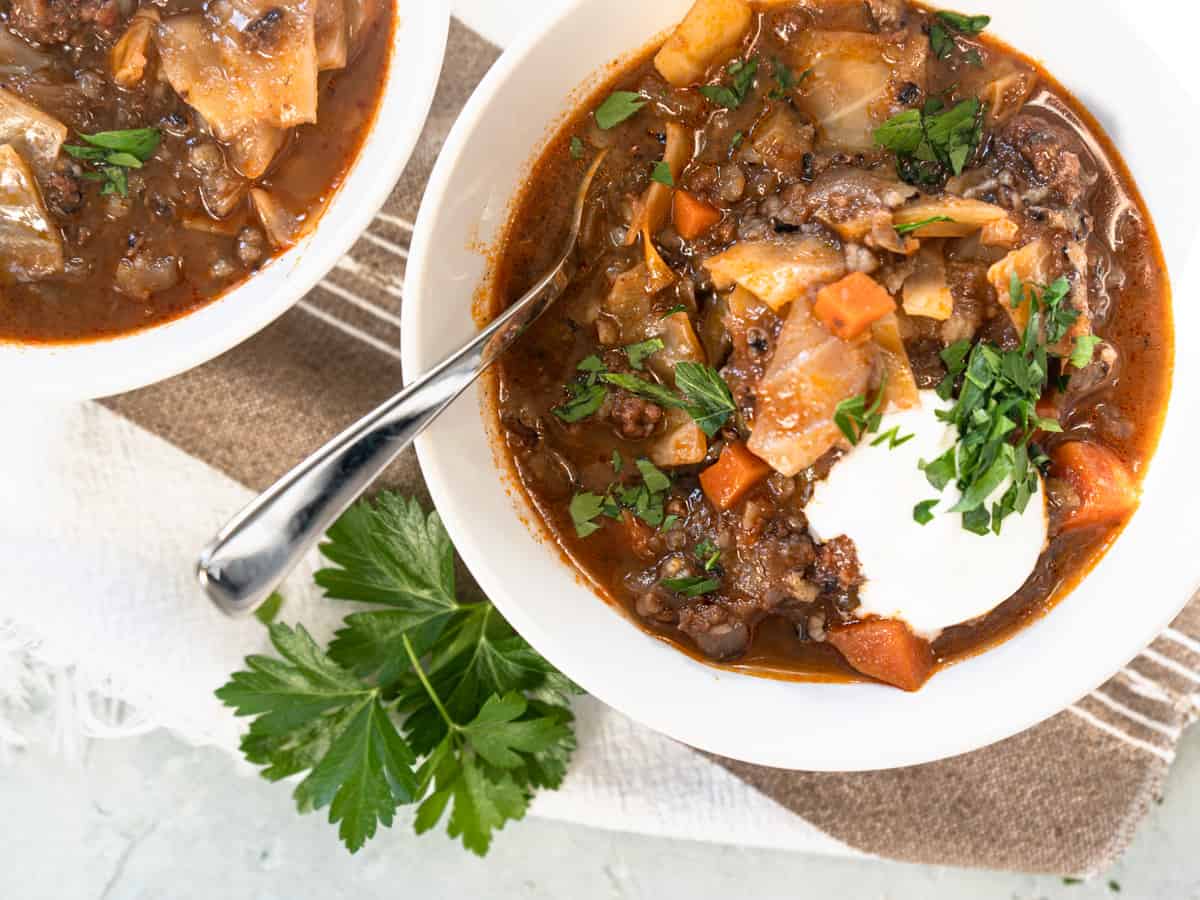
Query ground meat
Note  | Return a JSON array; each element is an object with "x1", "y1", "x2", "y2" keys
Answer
[
  {"x1": 606, "y1": 390, "x2": 664, "y2": 440},
  {"x1": 812, "y1": 536, "x2": 864, "y2": 592},
  {"x1": 999, "y1": 115, "x2": 1093, "y2": 208},
  {"x1": 43, "y1": 163, "x2": 84, "y2": 217},
  {"x1": 9, "y1": 0, "x2": 121, "y2": 45}
]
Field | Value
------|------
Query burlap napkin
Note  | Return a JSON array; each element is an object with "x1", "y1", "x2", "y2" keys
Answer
[{"x1": 102, "y1": 21, "x2": 1200, "y2": 875}]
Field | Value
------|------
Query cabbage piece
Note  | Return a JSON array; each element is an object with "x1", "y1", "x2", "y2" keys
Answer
[
  {"x1": 901, "y1": 241, "x2": 954, "y2": 320},
  {"x1": 790, "y1": 30, "x2": 927, "y2": 151},
  {"x1": 0, "y1": 88, "x2": 66, "y2": 177},
  {"x1": 315, "y1": 0, "x2": 348, "y2": 70},
  {"x1": 345, "y1": 0, "x2": 381, "y2": 51},
  {"x1": 748, "y1": 298, "x2": 873, "y2": 476},
  {"x1": 646, "y1": 310, "x2": 706, "y2": 382},
  {"x1": 250, "y1": 187, "x2": 299, "y2": 247},
  {"x1": 654, "y1": 0, "x2": 753, "y2": 87},
  {"x1": 227, "y1": 122, "x2": 288, "y2": 179},
  {"x1": 627, "y1": 121, "x2": 692, "y2": 244},
  {"x1": 704, "y1": 235, "x2": 846, "y2": 312},
  {"x1": 649, "y1": 407, "x2": 708, "y2": 468},
  {"x1": 158, "y1": 0, "x2": 319, "y2": 140},
  {"x1": 0, "y1": 143, "x2": 63, "y2": 283},
  {"x1": 751, "y1": 105, "x2": 815, "y2": 178},
  {"x1": 871, "y1": 312, "x2": 919, "y2": 410},
  {"x1": 110, "y1": 9, "x2": 159, "y2": 87},
  {"x1": 893, "y1": 196, "x2": 1017, "y2": 246},
  {"x1": 988, "y1": 238, "x2": 1053, "y2": 333}
]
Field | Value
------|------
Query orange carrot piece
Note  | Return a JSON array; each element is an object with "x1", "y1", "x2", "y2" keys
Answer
[
  {"x1": 700, "y1": 441, "x2": 771, "y2": 511},
  {"x1": 826, "y1": 619, "x2": 934, "y2": 692},
  {"x1": 673, "y1": 190, "x2": 722, "y2": 240},
  {"x1": 813, "y1": 272, "x2": 896, "y2": 341},
  {"x1": 1051, "y1": 441, "x2": 1140, "y2": 532}
]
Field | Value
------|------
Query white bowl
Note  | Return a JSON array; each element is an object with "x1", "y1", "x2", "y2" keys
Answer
[
  {"x1": 0, "y1": 0, "x2": 449, "y2": 400},
  {"x1": 406, "y1": 0, "x2": 1200, "y2": 770}
]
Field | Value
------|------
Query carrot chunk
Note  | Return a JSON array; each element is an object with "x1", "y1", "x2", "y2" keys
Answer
[
  {"x1": 827, "y1": 619, "x2": 934, "y2": 692},
  {"x1": 1051, "y1": 441, "x2": 1140, "y2": 532},
  {"x1": 700, "y1": 441, "x2": 771, "y2": 510},
  {"x1": 813, "y1": 272, "x2": 896, "y2": 341},
  {"x1": 673, "y1": 190, "x2": 722, "y2": 240}
]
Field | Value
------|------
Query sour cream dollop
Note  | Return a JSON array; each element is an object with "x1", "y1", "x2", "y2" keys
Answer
[{"x1": 805, "y1": 391, "x2": 1048, "y2": 639}]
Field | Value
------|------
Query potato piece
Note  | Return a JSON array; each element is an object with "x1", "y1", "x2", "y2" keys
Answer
[
  {"x1": 988, "y1": 238, "x2": 1054, "y2": 333},
  {"x1": 110, "y1": 9, "x2": 159, "y2": 87},
  {"x1": 748, "y1": 298, "x2": 873, "y2": 476},
  {"x1": 627, "y1": 122, "x2": 692, "y2": 243},
  {"x1": 315, "y1": 0, "x2": 348, "y2": 70},
  {"x1": 647, "y1": 310, "x2": 706, "y2": 382},
  {"x1": 704, "y1": 235, "x2": 846, "y2": 312},
  {"x1": 649, "y1": 407, "x2": 708, "y2": 468},
  {"x1": 0, "y1": 88, "x2": 66, "y2": 177},
  {"x1": 227, "y1": 122, "x2": 289, "y2": 180},
  {"x1": 751, "y1": 105, "x2": 815, "y2": 178},
  {"x1": 871, "y1": 312, "x2": 920, "y2": 410},
  {"x1": 654, "y1": 0, "x2": 753, "y2": 88},
  {"x1": 250, "y1": 188, "x2": 299, "y2": 248},
  {"x1": 790, "y1": 30, "x2": 927, "y2": 151},
  {"x1": 0, "y1": 143, "x2": 64, "y2": 283},
  {"x1": 893, "y1": 197, "x2": 1018, "y2": 247},
  {"x1": 827, "y1": 619, "x2": 934, "y2": 692},
  {"x1": 902, "y1": 241, "x2": 954, "y2": 320}
]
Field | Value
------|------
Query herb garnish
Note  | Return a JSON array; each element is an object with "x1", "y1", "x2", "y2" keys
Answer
[
  {"x1": 871, "y1": 425, "x2": 915, "y2": 449},
  {"x1": 571, "y1": 456, "x2": 674, "y2": 536},
  {"x1": 570, "y1": 491, "x2": 608, "y2": 537},
  {"x1": 218, "y1": 494, "x2": 579, "y2": 856},
  {"x1": 624, "y1": 337, "x2": 665, "y2": 370},
  {"x1": 570, "y1": 136, "x2": 586, "y2": 159},
  {"x1": 913, "y1": 499, "x2": 939, "y2": 525},
  {"x1": 731, "y1": 131, "x2": 745, "y2": 151},
  {"x1": 768, "y1": 58, "x2": 808, "y2": 99},
  {"x1": 922, "y1": 275, "x2": 1081, "y2": 534},
  {"x1": 552, "y1": 355, "x2": 609, "y2": 422},
  {"x1": 874, "y1": 98, "x2": 983, "y2": 187},
  {"x1": 930, "y1": 10, "x2": 990, "y2": 61},
  {"x1": 895, "y1": 215, "x2": 954, "y2": 235},
  {"x1": 695, "y1": 539, "x2": 722, "y2": 571},
  {"x1": 650, "y1": 160, "x2": 675, "y2": 187},
  {"x1": 595, "y1": 91, "x2": 647, "y2": 129},
  {"x1": 661, "y1": 575, "x2": 721, "y2": 597},
  {"x1": 611, "y1": 450, "x2": 623, "y2": 473},
  {"x1": 64, "y1": 127, "x2": 160, "y2": 198},
  {"x1": 601, "y1": 361, "x2": 736, "y2": 437},
  {"x1": 699, "y1": 57, "x2": 759, "y2": 109},
  {"x1": 834, "y1": 375, "x2": 889, "y2": 445},
  {"x1": 660, "y1": 304, "x2": 689, "y2": 318},
  {"x1": 1070, "y1": 334, "x2": 1102, "y2": 370}
]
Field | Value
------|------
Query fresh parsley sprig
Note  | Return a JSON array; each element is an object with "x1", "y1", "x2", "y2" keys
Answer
[
  {"x1": 64, "y1": 127, "x2": 160, "y2": 198},
  {"x1": 594, "y1": 91, "x2": 647, "y2": 129},
  {"x1": 875, "y1": 98, "x2": 983, "y2": 187},
  {"x1": 834, "y1": 374, "x2": 889, "y2": 445},
  {"x1": 699, "y1": 57, "x2": 758, "y2": 109},
  {"x1": 600, "y1": 361, "x2": 736, "y2": 438},
  {"x1": 930, "y1": 10, "x2": 990, "y2": 63},
  {"x1": 217, "y1": 494, "x2": 580, "y2": 856}
]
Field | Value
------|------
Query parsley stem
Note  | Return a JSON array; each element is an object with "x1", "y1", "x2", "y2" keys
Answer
[{"x1": 402, "y1": 633, "x2": 459, "y2": 731}]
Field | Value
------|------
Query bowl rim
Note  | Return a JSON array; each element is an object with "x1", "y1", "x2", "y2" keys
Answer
[
  {"x1": 0, "y1": 0, "x2": 449, "y2": 400},
  {"x1": 405, "y1": 0, "x2": 1200, "y2": 770}
]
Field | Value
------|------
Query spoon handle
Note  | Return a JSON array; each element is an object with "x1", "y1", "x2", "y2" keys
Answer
[{"x1": 196, "y1": 260, "x2": 569, "y2": 616}]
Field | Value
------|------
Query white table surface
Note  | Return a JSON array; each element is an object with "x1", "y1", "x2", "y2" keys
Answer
[{"x1": 5, "y1": 2, "x2": 1200, "y2": 898}]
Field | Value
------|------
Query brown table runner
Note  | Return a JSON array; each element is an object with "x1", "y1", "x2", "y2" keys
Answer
[{"x1": 103, "y1": 20, "x2": 1200, "y2": 875}]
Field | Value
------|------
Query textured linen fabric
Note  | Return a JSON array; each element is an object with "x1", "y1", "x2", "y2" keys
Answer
[{"x1": 89, "y1": 19, "x2": 1200, "y2": 874}]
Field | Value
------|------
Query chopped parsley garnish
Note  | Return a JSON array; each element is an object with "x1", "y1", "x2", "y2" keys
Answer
[
  {"x1": 611, "y1": 450, "x2": 623, "y2": 473},
  {"x1": 731, "y1": 130, "x2": 745, "y2": 151},
  {"x1": 660, "y1": 304, "x2": 689, "y2": 318},
  {"x1": 635, "y1": 457, "x2": 671, "y2": 493},
  {"x1": 594, "y1": 91, "x2": 647, "y2": 129},
  {"x1": 601, "y1": 362, "x2": 736, "y2": 438},
  {"x1": 699, "y1": 57, "x2": 758, "y2": 109},
  {"x1": 661, "y1": 575, "x2": 721, "y2": 597},
  {"x1": 930, "y1": 10, "x2": 990, "y2": 61},
  {"x1": 922, "y1": 274, "x2": 1081, "y2": 534},
  {"x1": 871, "y1": 425, "x2": 915, "y2": 449},
  {"x1": 833, "y1": 375, "x2": 888, "y2": 445},
  {"x1": 624, "y1": 337, "x2": 665, "y2": 370},
  {"x1": 1070, "y1": 334, "x2": 1102, "y2": 370},
  {"x1": 895, "y1": 215, "x2": 954, "y2": 235},
  {"x1": 913, "y1": 499, "x2": 939, "y2": 525},
  {"x1": 650, "y1": 161, "x2": 675, "y2": 187},
  {"x1": 570, "y1": 136, "x2": 586, "y2": 159},
  {"x1": 552, "y1": 354, "x2": 609, "y2": 422},
  {"x1": 695, "y1": 539, "x2": 722, "y2": 571},
  {"x1": 569, "y1": 492, "x2": 608, "y2": 537},
  {"x1": 571, "y1": 456, "x2": 674, "y2": 536},
  {"x1": 65, "y1": 127, "x2": 160, "y2": 198},
  {"x1": 874, "y1": 98, "x2": 984, "y2": 187},
  {"x1": 768, "y1": 58, "x2": 808, "y2": 99}
]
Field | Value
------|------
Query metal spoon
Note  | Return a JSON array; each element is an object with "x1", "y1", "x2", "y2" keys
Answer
[{"x1": 197, "y1": 151, "x2": 608, "y2": 616}]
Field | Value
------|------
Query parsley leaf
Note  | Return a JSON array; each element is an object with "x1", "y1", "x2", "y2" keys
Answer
[
  {"x1": 569, "y1": 136, "x2": 585, "y2": 159},
  {"x1": 875, "y1": 99, "x2": 983, "y2": 186},
  {"x1": 895, "y1": 215, "x2": 954, "y2": 235},
  {"x1": 660, "y1": 304, "x2": 689, "y2": 318},
  {"x1": 662, "y1": 575, "x2": 721, "y2": 597},
  {"x1": 636, "y1": 457, "x2": 671, "y2": 493},
  {"x1": 834, "y1": 376, "x2": 888, "y2": 445},
  {"x1": 699, "y1": 57, "x2": 758, "y2": 109},
  {"x1": 871, "y1": 425, "x2": 915, "y2": 449},
  {"x1": 219, "y1": 494, "x2": 580, "y2": 856},
  {"x1": 1070, "y1": 334, "x2": 1102, "y2": 370},
  {"x1": 600, "y1": 372, "x2": 682, "y2": 409},
  {"x1": 65, "y1": 127, "x2": 160, "y2": 198},
  {"x1": 913, "y1": 499, "x2": 939, "y2": 525},
  {"x1": 650, "y1": 161, "x2": 674, "y2": 187},
  {"x1": 937, "y1": 10, "x2": 991, "y2": 34},
  {"x1": 553, "y1": 382, "x2": 607, "y2": 422},
  {"x1": 253, "y1": 591, "x2": 285, "y2": 625},
  {"x1": 594, "y1": 91, "x2": 646, "y2": 129},
  {"x1": 569, "y1": 492, "x2": 607, "y2": 537},
  {"x1": 675, "y1": 361, "x2": 737, "y2": 436}
]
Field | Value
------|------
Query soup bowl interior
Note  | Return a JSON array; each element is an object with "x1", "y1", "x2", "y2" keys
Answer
[
  {"x1": 0, "y1": 0, "x2": 449, "y2": 400},
  {"x1": 405, "y1": 0, "x2": 1200, "y2": 770}
]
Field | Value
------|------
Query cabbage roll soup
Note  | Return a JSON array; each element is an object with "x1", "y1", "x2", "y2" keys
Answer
[
  {"x1": 492, "y1": 0, "x2": 1172, "y2": 691},
  {"x1": 0, "y1": 0, "x2": 392, "y2": 343}
]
